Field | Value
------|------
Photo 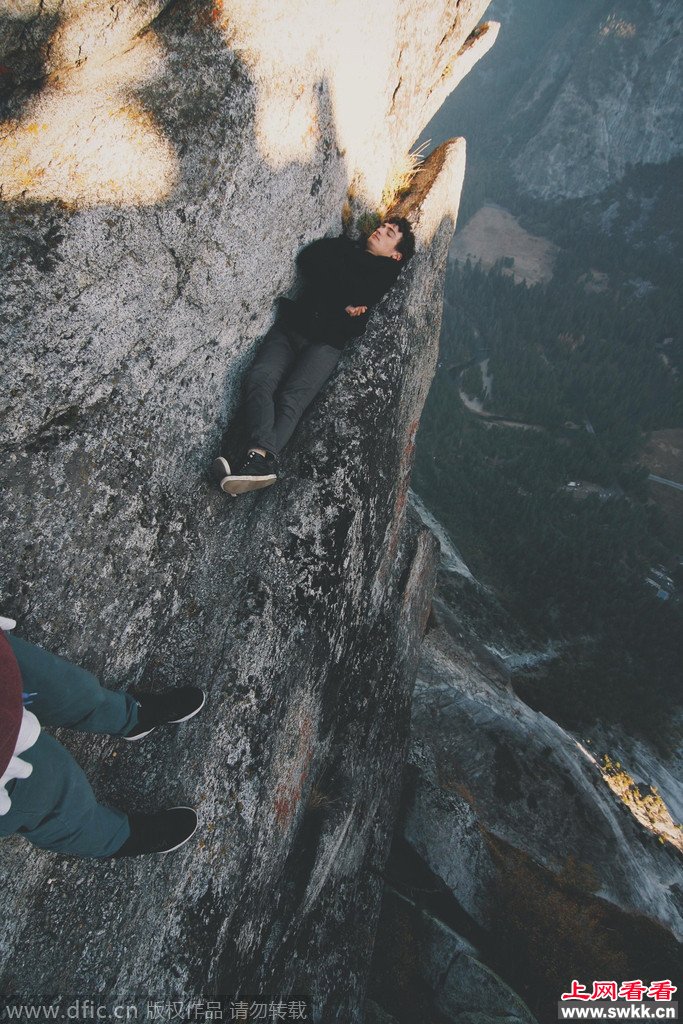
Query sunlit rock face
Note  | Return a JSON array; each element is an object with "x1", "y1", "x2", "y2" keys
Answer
[
  {"x1": 0, "y1": 0, "x2": 496, "y2": 443},
  {"x1": 0, "y1": 1, "x2": 169, "y2": 84},
  {"x1": 0, "y1": 0, "x2": 495, "y2": 1018}
]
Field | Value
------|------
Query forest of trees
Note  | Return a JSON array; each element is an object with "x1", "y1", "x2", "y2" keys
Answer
[
  {"x1": 415, "y1": 163, "x2": 683, "y2": 746},
  {"x1": 443, "y1": 254, "x2": 682, "y2": 465}
]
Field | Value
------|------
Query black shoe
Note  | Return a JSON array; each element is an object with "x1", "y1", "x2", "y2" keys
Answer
[
  {"x1": 218, "y1": 450, "x2": 278, "y2": 495},
  {"x1": 122, "y1": 686, "x2": 206, "y2": 741},
  {"x1": 112, "y1": 807, "x2": 198, "y2": 857},
  {"x1": 212, "y1": 456, "x2": 232, "y2": 489}
]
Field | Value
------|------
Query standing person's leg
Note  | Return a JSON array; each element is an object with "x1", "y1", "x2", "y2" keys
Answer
[
  {"x1": 2, "y1": 633, "x2": 134, "y2": 855},
  {"x1": 0, "y1": 732, "x2": 130, "y2": 857},
  {"x1": 1, "y1": 636, "x2": 201, "y2": 856},
  {"x1": 271, "y1": 341, "x2": 341, "y2": 455},
  {"x1": 8, "y1": 634, "x2": 205, "y2": 742},
  {"x1": 243, "y1": 321, "x2": 298, "y2": 456},
  {"x1": 8, "y1": 635, "x2": 139, "y2": 736}
]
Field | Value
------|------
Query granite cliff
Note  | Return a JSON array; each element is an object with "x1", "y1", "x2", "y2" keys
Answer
[
  {"x1": 423, "y1": 0, "x2": 683, "y2": 200},
  {"x1": 510, "y1": 0, "x2": 683, "y2": 198},
  {"x1": 376, "y1": 526, "x2": 683, "y2": 1023},
  {"x1": 0, "y1": 1, "x2": 498, "y2": 1020}
]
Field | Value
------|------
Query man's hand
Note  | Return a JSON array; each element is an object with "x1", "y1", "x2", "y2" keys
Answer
[{"x1": 345, "y1": 305, "x2": 368, "y2": 317}]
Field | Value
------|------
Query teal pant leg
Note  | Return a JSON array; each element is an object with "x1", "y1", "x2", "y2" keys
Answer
[
  {"x1": 8, "y1": 634, "x2": 139, "y2": 736},
  {"x1": 0, "y1": 733, "x2": 130, "y2": 857}
]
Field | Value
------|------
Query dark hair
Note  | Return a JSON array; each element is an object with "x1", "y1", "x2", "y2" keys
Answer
[{"x1": 387, "y1": 216, "x2": 416, "y2": 263}]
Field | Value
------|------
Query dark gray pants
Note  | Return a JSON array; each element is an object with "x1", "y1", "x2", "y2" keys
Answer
[{"x1": 245, "y1": 320, "x2": 341, "y2": 457}]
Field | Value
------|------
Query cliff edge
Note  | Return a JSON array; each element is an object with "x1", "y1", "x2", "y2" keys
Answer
[{"x1": 0, "y1": 1, "x2": 497, "y2": 1020}]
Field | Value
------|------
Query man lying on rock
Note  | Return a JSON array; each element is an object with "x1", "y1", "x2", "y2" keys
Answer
[
  {"x1": 212, "y1": 217, "x2": 416, "y2": 495},
  {"x1": 0, "y1": 617, "x2": 204, "y2": 858}
]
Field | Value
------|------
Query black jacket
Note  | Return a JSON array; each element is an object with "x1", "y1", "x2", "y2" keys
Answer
[{"x1": 278, "y1": 235, "x2": 402, "y2": 349}]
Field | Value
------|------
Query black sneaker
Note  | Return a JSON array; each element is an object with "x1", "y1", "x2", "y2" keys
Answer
[
  {"x1": 212, "y1": 456, "x2": 232, "y2": 489},
  {"x1": 112, "y1": 807, "x2": 198, "y2": 857},
  {"x1": 122, "y1": 686, "x2": 206, "y2": 741},
  {"x1": 218, "y1": 450, "x2": 278, "y2": 495}
]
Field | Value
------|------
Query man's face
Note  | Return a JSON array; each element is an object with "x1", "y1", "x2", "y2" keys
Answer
[{"x1": 366, "y1": 221, "x2": 403, "y2": 260}]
